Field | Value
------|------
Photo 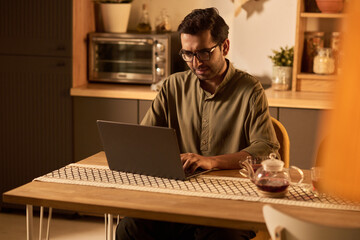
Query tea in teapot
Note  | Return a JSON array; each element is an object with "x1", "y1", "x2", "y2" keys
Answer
[{"x1": 240, "y1": 153, "x2": 304, "y2": 198}]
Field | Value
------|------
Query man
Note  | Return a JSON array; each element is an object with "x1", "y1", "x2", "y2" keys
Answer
[{"x1": 116, "y1": 7, "x2": 279, "y2": 240}]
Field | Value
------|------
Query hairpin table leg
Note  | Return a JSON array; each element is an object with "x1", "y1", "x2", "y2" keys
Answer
[
  {"x1": 46, "y1": 207, "x2": 52, "y2": 240},
  {"x1": 26, "y1": 205, "x2": 34, "y2": 240},
  {"x1": 107, "y1": 214, "x2": 113, "y2": 240},
  {"x1": 39, "y1": 206, "x2": 44, "y2": 240},
  {"x1": 104, "y1": 214, "x2": 108, "y2": 239}
]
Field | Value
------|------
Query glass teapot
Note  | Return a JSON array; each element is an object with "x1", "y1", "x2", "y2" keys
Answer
[{"x1": 240, "y1": 153, "x2": 304, "y2": 197}]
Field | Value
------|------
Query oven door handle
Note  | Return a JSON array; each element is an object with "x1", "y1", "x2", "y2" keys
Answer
[{"x1": 93, "y1": 37, "x2": 154, "y2": 45}]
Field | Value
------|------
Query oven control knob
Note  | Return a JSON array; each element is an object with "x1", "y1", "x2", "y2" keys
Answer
[
  {"x1": 156, "y1": 43, "x2": 165, "y2": 52},
  {"x1": 156, "y1": 67, "x2": 165, "y2": 76},
  {"x1": 156, "y1": 56, "x2": 165, "y2": 62}
]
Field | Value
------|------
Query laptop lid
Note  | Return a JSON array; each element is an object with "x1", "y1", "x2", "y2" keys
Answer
[{"x1": 97, "y1": 120, "x2": 191, "y2": 180}]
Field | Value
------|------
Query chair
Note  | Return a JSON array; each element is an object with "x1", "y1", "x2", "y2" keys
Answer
[
  {"x1": 263, "y1": 204, "x2": 360, "y2": 240},
  {"x1": 271, "y1": 117, "x2": 290, "y2": 168}
]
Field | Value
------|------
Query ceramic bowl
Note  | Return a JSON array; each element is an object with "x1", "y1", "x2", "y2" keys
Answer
[{"x1": 315, "y1": 0, "x2": 344, "y2": 13}]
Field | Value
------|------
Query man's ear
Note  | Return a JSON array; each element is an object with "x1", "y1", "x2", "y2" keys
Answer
[{"x1": 222, "y1": 39, "x2": 230, "y2": 56}]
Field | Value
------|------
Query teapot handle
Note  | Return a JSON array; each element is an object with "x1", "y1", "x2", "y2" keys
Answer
[
  {"x1": 239, "y1": 168, "x2": 248, "y2": 178},
  {"x1": 239, "y1": 157, "x2": 254, "y2": 179},
  {"x1": 289, "y1": 166, "x2": 304, "y2": 184}
]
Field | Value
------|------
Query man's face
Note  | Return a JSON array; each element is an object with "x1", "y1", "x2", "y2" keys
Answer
[{"x1": 180, "y1": 30, "x2": 228, "y2": 81}]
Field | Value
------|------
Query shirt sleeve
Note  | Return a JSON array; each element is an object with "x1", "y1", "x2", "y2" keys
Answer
[
  {"x1": 242, "y1": 87, "x2": 280, "y2": 158},
  {"x1": 140, "y1": 79, "x2": 169, "y2": 127}
]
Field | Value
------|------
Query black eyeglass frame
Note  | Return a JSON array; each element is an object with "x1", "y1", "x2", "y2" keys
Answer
[{"x1": 179, "y1": 43, "x2": 220, "y2": 62}]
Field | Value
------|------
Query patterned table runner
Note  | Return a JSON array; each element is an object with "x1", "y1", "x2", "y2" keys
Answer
[{"x1": 34, "y1": 163, "x2": 360, "y2": 211}]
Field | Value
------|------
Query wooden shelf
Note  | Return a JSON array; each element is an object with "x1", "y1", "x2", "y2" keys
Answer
[
  {"x1": 297, "y1": 73, "x2": 337, "y2": 81},
  {"x1": 300, "y1": 12, "x2": 345, "y2": 18},
  {"x1": 292, "y1": 0, "x2": 345, "y2": 93}
]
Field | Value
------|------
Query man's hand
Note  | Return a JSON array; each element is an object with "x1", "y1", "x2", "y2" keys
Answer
[
  {"x1": 180, "y1": 153, "x2": 214, "y2": 174},
  {"x1": 180, "y1": 151, "x2": 252, "y2": 174}
]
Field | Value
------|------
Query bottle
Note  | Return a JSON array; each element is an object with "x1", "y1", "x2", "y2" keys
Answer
[
  {"x1": 313, "y1": 48, "x2": 335, "y2": 74},
  {"x1": 155, "y1": 9, "x2": 171, "y2": 33},
  {"x1": 136, "y1": 4, "x2": 151, "y2": 33}
]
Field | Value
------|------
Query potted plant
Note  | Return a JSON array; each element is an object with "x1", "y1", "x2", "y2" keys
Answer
[
  {"x1": 94, "y1": 0, "x2": 134, "y2": 33},
  {"x1": 268, "y1": 46, "x2": 294, "y2": 91}
]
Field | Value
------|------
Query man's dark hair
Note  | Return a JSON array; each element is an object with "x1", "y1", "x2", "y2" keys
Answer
[{"x1": 177, "y1": 8, "x2": 229, "y2": 44}]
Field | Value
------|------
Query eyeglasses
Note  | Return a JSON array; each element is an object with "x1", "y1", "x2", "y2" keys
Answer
[{"x1": 179, "y1": 44, "x2": 219, "y2": 62}]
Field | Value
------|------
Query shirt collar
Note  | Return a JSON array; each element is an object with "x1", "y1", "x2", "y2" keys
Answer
[
  {"x1": 214, "y1": 59, "x2": 235, "y2": 93},
  {"x1": 194, "y1": 59, "x2": 236, "y2": 99},
  {"x1": 204, "y1": 59, "x2": 235, "y2": 98}
]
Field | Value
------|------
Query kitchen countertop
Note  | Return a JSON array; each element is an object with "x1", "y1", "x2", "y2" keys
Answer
[{"x1": 70, "y1": 83, "x2": 333, "y2": 110}]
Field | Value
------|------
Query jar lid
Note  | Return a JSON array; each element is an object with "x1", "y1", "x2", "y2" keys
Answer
[
  {"x1": 261, "y1": 153, "x2": 284, "y2": 171},
  {"x1": 317, "y1": 48, "x2": 333, "y2": 56}
]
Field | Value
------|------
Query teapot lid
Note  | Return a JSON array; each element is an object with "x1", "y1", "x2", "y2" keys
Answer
[{"x1": 261, "y1": 153, "x2": 284, "y2": 171}]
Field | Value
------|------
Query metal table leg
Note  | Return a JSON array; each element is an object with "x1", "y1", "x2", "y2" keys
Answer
[
  {"x1": 105, "y1": 213, "x2": 114, "y2": 240},
  {"x1": 46, "y1": 207, "x2": 52, "y2": 240},
  {"x1": 104, "y1": 214, "x2": 108, "y2": 239},
  {"x1": 39, "y1": 206, "x2": 44, "y2": 240},
  {"x1": 26, "y1": 205, "x2": 52, "y2": 240},
  {"x1": 108, "y1": 214, "x2": 113, "y2": 240},
  {"x1": 26, "y1": 205, "x2": 34, "y2": 240}
]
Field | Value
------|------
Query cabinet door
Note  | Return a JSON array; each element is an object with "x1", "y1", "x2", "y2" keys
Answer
[
  {"x1": 279, "y1": 108, "x2": 326, "y2": 169},
  {"x1": 0, "y1": 55, "x2": 72, "y2": 204},
  {"x1": 138, "y1": 100, "x2": 152, "y2": 123},
  {"x1": 0, "y1": 0, "x2": 72, "y2": 57},
  {"x1": 269, "y1": 107, "x2": 279, "y2": 119},
  {"x1": 73, "y1": 97, "x2": 138, "y2": 161}
]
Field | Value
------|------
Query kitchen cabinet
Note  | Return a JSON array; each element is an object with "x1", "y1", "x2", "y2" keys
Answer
[
  {"x1": 73, "y1": 98, "x2": 153, "y2": 162},
  {"x1": 73, "y1": 99, "x2": 276, "y2": 162},
  {"x1": 0, "y1": 0, "x2": 72, "y2": 208},
  {"x1": 72, "y1": 95, "x2": 326, "y2": 169},
  {"x1": 72, "y1": 87, "x2": 329, "y2": 170},
  {"x1": 73, "y1": 97, "x2": 138, "y2": 161},
  {"x1": 269, "y1": 107, "x2": 279, "y2": 119},
  {"x1": 292, "y1": 0, "x2": 345, "y2": 92},
  {"x1": 0, "y1": 0, "x2": 72, "y2": 57},
  {"x1": 279, "y1": 108, "x2": 327, "y2": 169},
  {"x1": 268, "y1": 106, "x2": 325, "y2": 169},
  {"x1": 139, "y1": 100, "x2": 153, "y2": 123}
]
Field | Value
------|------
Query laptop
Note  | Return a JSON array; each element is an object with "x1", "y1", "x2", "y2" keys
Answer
[{"x1": 96, "y1": 120, "x2": 211, "y2": 180}]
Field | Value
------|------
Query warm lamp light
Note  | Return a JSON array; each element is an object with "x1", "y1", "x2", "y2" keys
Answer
[{"x1": 317, "y1": 1, "x2": 360, "y2": 201}]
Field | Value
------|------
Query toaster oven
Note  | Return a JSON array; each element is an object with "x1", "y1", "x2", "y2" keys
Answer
[{"x1": 88, "y1": 32, "x2": 183, "y2": 84}]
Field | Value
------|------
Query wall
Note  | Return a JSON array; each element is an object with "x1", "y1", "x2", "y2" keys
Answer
[{"x1": 128, "y1": 0, "x2": 297, "y2": 84}]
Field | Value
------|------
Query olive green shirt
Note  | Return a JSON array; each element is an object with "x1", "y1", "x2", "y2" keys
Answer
[{"x1": 141, "y1": 61, "x2": 279, "y2": 157}]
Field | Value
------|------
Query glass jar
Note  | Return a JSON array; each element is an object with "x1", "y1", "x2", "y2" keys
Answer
[
  {"x1": 313, "y1": 48, "x2": 335, "y2": 74},
  {"x1": 331, "y1": 32, "x2": 342, "y2": 73},
  {"x1": 155, "y1": 9, "x2": 171, "y2": 33},
  {"x1": 302, "y1": 32, "x2": 324, "y2": 73}
]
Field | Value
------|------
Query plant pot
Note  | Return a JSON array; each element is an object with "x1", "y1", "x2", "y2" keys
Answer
[
  {"x1": 272, "y1": 66, "x2": 292, "y2": 91},
  {"x1": 315, "y1": 0, "x2": 344, "y2": 13},
  {"x1": 99, "y1": 3, "x2": 131, "y2": 33}
]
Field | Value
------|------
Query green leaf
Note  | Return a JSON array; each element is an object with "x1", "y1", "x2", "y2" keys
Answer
[{"x1": 269, "y1": 45, "x2": 294, "y2": 66}]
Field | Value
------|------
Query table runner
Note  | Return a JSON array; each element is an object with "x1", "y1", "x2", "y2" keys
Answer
[{"x1": 34, "y1": 163, "x2": 360, "y2": 211}]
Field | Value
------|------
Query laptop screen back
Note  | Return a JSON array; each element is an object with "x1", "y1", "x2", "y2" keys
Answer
[{"x1": 97, "y1": 120, "x2": 187, "y2": 180}]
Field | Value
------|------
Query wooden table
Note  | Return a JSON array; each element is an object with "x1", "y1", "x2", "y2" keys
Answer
[{"x1": 3, "y1": 152, "x2": 360, "y2": 239}]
